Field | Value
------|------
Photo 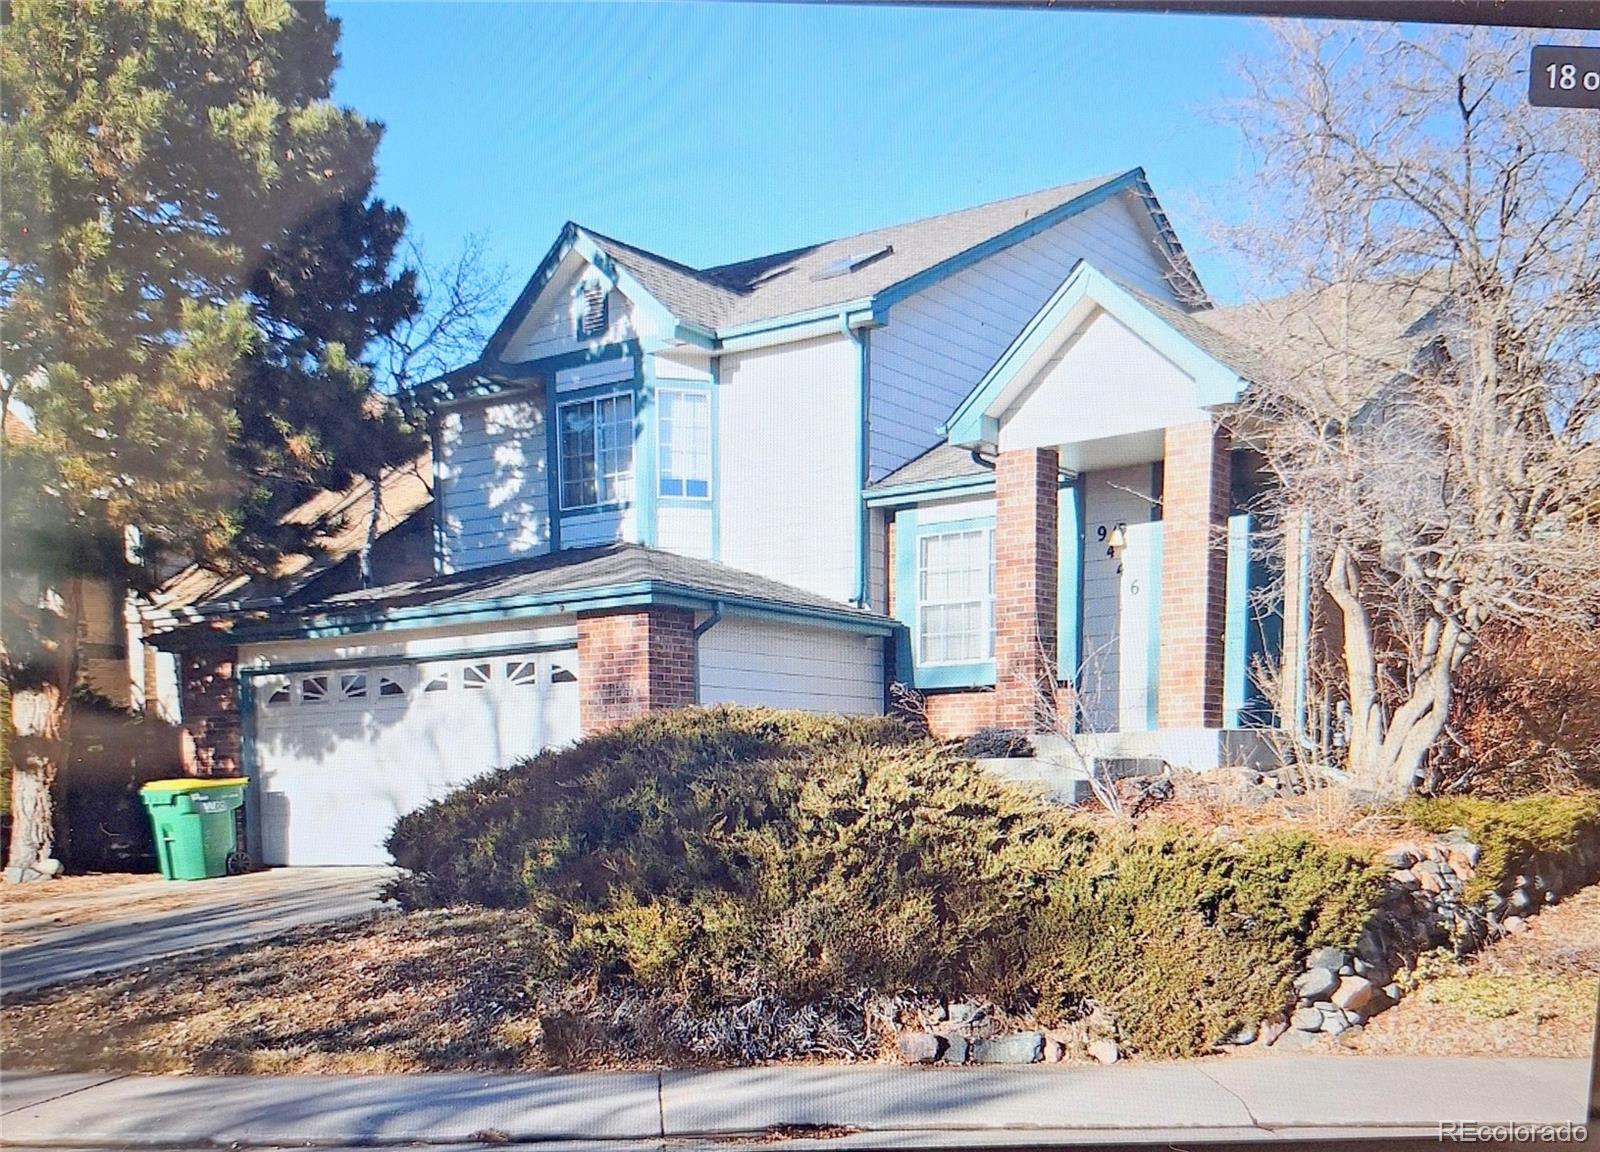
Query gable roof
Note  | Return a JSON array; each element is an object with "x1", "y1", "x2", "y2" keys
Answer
[{"x1": 481, "y1": 168, "x2": 1203, "y2": 362}]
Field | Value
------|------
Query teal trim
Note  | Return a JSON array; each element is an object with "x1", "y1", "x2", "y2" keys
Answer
[
  {"x1": 636, "y1": 355, "x2": 658, "y2": 547},
  {"x1": 863, "y1": 471, "x2": 995, "y2": 508},
  {"x1": 891, "y1": 508, "x2": 917, "y2": 687},
  {"x1": 226, "y1": 578, "x2": 893, "y2": 646},
  {"x1": 1056, "y1": 478, "x2": 1082, "y2": 684},
  {"x1": 554, "y1": 385, "x2": 638, "y2": 518},
  {"x1": 1223, "y1": 513, "x2": 1252, "y2": 727},
  {"x1": 714, "y1": 299, "x2": 875, "y2": 342},
  {"x1": 875, "y1": 170, "x2": 1142, "y2": 317},
  {"x1": 709, "y1": 358, "x2": 723, "y2": 560},
  {"x1": 942, "y1": 260, "x2": 1248, "y2": 445},
  {"x1": 1145, "y1": 525, "x2": 1164, "y2": 732},
  {"x1": 892, "y1": 510, "x2": 998, "y2": 690},
  {"x1": 494, "y1": 339, "x2": 639, "y2": 379},
  {"x1": 485, "y1": 225, "x2": 684, "y2": 364},
  {"x1": 238, "y1": 638, "x2": 579, "y2": 681}
]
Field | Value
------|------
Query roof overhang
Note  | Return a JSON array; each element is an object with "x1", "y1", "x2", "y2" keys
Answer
[
  {"x1": 152, "y1": 577, "x2": 895, "y2": 650},
  {"x1": 941, "y1": 260, "x2": 1248, "y2": 448}
]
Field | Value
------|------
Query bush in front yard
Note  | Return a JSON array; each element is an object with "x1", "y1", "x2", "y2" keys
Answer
[
  {"x1": 388, "y1": 705, "x2": 1386, "y2": 1056},
  {"x1": 1399, "y1": 792, "x2": 1600, "y2": 901}
]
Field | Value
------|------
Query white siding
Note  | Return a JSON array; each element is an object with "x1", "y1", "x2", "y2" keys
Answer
[
  {"x1": 1078, "y1": 465, "x2": 1160, "y2": 731},
  {"x1": 697, "y1": 615, "x2": 884, "y2": 715},
  {"x1": 658, "y1": 504, "x2": 713, "y2": 558},
  {"x1": 439, "y1": 395, "x2": 551, "y2": 572},
  {"x1": 500, "y1": 253, "x2": 639, "y2": 363},
  {"x1": 997, "y1": 310, "x2": 1209, "y2": 457},
  {"x1": 717, "y1": 334, "x2": 860, "y2": 604},
  {"x1": 867, "y1": 507, "x2": 888, "y2": 612},
  {"x1": 869, "y1": 193, "x2": 1180, "y2": 480}
]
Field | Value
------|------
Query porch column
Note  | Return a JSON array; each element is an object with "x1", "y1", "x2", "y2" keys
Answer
[
  {"x1": 576, "y1": 606, "x2": 696, "y2": 732},
  {"x1": 1158, "y1": 420, "x2": 1231, "y2": 728},
  {"x1": 994, "y1": 447, "x2": 1058, "y2": 730}
]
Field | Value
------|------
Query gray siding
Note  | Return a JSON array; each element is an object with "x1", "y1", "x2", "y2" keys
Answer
[
  {"x1": 438, "y1": 394, "x2": 551, "y2": 571},
  {"x1": 867, "y1": 193, "x2": 1180, "y2": 481}
]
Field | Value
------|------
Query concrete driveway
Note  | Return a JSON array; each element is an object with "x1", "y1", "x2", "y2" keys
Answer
[{"x1": 1, "y1": 867, "x2": 393, "y2": 996}]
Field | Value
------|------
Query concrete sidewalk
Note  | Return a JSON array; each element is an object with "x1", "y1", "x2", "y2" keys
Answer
[
  {"x1": 0, "y1": 1056, "x2": 1588, "y2": 1148},
  {"x1": 1, "y1": 867, "x2": 393, "y2": 994}
]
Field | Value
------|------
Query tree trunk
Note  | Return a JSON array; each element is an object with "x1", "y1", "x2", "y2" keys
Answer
[{"x1": 6, "y1": 582, "x2": 81, "y2": 874}]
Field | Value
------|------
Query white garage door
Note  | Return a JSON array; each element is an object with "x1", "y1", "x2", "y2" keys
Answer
[{"x1": 251, "y1": 649, "x2": 580, "y2": 865}]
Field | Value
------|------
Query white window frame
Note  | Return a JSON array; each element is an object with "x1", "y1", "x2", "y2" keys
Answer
[
  {"x1": 558, "y1": 391, "x2": 635, "y2": 511},
  {"x1": 657, "y1": 387, "x2": 712, "y2": 500},
  {"x1": 916, "y1": 526, "x2": 996, "y2": 666}
]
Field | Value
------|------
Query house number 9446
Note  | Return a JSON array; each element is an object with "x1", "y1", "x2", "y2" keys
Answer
[{"x1": 1530, "y1": 46, "x2": 1600, "y2": 109}]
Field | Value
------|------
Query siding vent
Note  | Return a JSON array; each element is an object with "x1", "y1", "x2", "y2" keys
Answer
[
  {"x1": 809, "y1": 244, "x2": 893, "y2": 282},
  {"x1": 576, "y1": 282, "x2": 608, "y2": 338}
]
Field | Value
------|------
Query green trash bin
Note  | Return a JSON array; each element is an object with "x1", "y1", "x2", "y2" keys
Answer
[{"x1": 140, "y1": 778, "x2": 248, "y2": 880}]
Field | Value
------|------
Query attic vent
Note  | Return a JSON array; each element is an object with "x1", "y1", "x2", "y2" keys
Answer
[
  {"x1": 576, "y1": 281, "x2": 608, "y2": 338},
  {"x1": 809, "y1": 244, "x2": 893, "y2": 282}
]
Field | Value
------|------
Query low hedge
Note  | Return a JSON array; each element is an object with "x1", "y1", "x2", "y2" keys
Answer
[
  {"x1": 388, "y1": 706, "x2": 1384, "y2": 1057},
  {"x1": 1399, "y1": 792, "x2": 1600, "y2": 901}
]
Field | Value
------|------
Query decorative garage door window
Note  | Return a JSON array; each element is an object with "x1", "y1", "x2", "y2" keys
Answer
[{"x1": 252, "y1": 647, "x2": 582, "y2": 866}]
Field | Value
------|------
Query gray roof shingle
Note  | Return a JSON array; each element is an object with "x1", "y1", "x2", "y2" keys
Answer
[
  {"x1": 869, "y1": 443, "x2": 994, "y2": 492},
  {"x1": 276, "y1": 543, "x2": 889, "y2": 628},
  {"x1": 578, "y1": 171, "x2": 1146, "y2": 332}
]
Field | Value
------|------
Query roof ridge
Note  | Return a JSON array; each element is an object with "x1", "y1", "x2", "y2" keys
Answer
[{"x1": 697, "y1": 170, "x2": 1133, "y2": 279}]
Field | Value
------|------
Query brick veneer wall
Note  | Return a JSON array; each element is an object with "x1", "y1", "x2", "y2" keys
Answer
[
  {"x1": 179, "y1": 645, "x2": 241, "y2": 776},
  {"x1": 577, "y1": 606, "x2": 696, "y2": 731},
  {"x1": 994, "y1": 447, "x2": 1059, "y2": 730},
  {"x1": 1158, "y1": 420, "x2": 1231, "y2": 728}
]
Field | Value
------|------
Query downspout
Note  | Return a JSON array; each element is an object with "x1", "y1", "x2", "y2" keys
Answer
[
  {"x1": 692, "y1": 600, "x2": 725, "y2": 705},
  {"x1": 843, "y1": 313, "x2": 869, "y2": 608}
]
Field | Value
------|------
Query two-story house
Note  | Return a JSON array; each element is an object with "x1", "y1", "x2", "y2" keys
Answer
[{"x1": 158, "y1": 168, "x2": 1291, "y2": 865}]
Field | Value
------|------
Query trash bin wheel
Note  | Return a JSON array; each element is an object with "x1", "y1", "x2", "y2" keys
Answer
[{"x1": 225, "y1": 850, "x2": 252, "y2": 875}]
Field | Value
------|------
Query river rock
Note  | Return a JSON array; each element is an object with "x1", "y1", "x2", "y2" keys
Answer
[
  {"x1": 1331, "y1": 975, "x2": 1389, "y2": 1018},
  {"x1": 1293, "y1": 967, "x2": 1339, "y2": 1001},
  {"x1": 1291, "y1": 1007, "x2": 1324, "y2": 1032},
  {"x1": 972, "y1": 1032, "x2": 1044, "y2": 1064},
  {"x1": 1087, "y1": 1038, "x2": 1120, "y2": 1065},
  {"x1": 1306, "y1": 946, "x2": 1346, "y2": 972},
  {"x1": 898, "y1": 1032, "x2": 942, "y2": 1063}
]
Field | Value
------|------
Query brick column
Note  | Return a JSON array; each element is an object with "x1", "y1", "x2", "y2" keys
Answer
[
  {"x1": 1158, "y1": 420, "x2": 1231, "y2": 728},
  {"x1": 994, "y1": 447, "x2": 1058, "y2": 730},
  {"x1": 179, "y1": 645, "x2": 241, "y2": 776},
  {"x1": 577, "y1": 606, "x2": 696, "y2": 732}
]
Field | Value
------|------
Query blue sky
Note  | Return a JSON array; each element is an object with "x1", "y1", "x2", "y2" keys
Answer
[{"x1": 329, "y1": 3, "x2": 1271, "y2": 305}]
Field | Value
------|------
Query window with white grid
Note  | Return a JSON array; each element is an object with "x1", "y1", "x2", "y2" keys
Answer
[
  {"x1": 917, "y1": 527, "x2": 995, "y2": 665},
  {"x1": 559, "y1": 392, "x2": 634, "y2": 510},
  {"x1": 657, "y1": 389, "x2": 711, "y2": 499}
]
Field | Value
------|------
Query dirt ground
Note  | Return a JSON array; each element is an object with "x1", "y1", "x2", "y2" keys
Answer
[
  {"x1": 0, "y1": 872, "x2": 149, "y2": 912},
  {"x1": 1336, "y1": 884, "x2": 1600, "y2": 1058}
]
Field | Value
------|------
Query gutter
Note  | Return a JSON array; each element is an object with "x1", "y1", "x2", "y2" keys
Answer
[{"x1": 691, "y1": 600, "x2": 724, "y2": 705}]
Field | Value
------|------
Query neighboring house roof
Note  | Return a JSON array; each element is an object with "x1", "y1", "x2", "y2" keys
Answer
[
  {"x1": 483, "y1": 168, "x2": 1203, "y2": 357},
  {"x1": 152, "y1": 452, "x2": 434, "y2": 616},
  {"x1": 1196, "y1": 279, "x2": 1446, "y2": 413},
  {"x1": 158, "y1": 543, "x2": 893, "y2": 646}
]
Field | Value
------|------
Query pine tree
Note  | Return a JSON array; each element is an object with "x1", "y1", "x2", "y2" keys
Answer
[{"x1": 1, "y1": 0, "x2": 425, "y2": 870}]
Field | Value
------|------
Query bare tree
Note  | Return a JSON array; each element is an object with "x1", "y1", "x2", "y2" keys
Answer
[{"x1": 1217, "y1": 26, "x2": 1600, "y2": 797}]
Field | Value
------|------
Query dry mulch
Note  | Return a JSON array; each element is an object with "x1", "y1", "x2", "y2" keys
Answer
[
  {"x1": 1, "y1": 908, "x2": 563, "y2": 1074},
  {"x1": 0, "y1": 872, "x2": 149, "y2": 913},
  {"x1": 1336, "y1": 884, "x2": 1600, "y2": 1058}
]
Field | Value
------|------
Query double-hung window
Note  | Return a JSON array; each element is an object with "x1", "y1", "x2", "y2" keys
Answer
[
  {"x1": 657, "y1": 389, "x2": 711, "y2": 499},
  {"x1": 559, "y1": 393, "x2": 634, "y2": 510},
  {"x1": 917, "y1": 526, "x2": 995, "y2": 665}
]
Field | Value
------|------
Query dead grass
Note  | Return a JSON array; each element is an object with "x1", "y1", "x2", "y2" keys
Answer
[
  {"x1": 0, "y1": 909, "x2": 570, "y2": 1074},
  {"x1": 1338, "y1": 884, "x2": 1600, "y2": 1058},
  {"x1": 0, "y1": 872, "x2": 149, "y2": 912}
]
